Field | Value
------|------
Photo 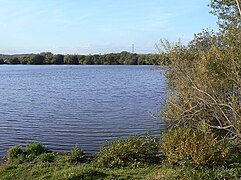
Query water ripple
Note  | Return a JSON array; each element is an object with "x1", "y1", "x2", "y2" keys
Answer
[{"x1": 0, "y1": 65, "x2": 166, "y2": 157}]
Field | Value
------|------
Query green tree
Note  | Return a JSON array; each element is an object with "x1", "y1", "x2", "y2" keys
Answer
[
  {"x1": 118, "y1": 51, "x2": 128, "y2": 64},
  {"x1": 40, "y1": 52, "x2": 53, "y2": 64},
  {"x1": 52, "y1": 54, "x2": 64, "y2": 64},
  {"x1": 188, "y1": 29, "x2": 222, "y2": 52},
  {"x1": 93, "y1": 55, "x2": 102, "y2": 64},
  {"x1": 20, "y1": 56, "x2": 31, "y2": 64},
  {"x1": 78, "y1": 55, "x2": 86, "y2": 64},
  {"x1": 7, "y1": 57, "x2": 20, "y2": 64},
  {"x1": 123, "y1": 53, "x2": 138, "y2": 65},
  {"x1": 29, "y1": 54, "x2": 45, "y2": 65},
  {"x1": 83, "y1": 55, "x2": 94, "y2": 65},
  {"x1": 137, "y1": 55, "x2": 148, "y2": 65},
  {"x1": 161, "y1": 0, "x2": 241, "y2": 145},
  {"x1": 64, "y1": 55, "x2": 79, "y2": 64},
  {"x1": 210, "y1": 0, "x2": 241, "y2": 31}
]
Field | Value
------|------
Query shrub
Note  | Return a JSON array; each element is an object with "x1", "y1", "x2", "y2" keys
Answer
[
  {"x1": 38, "y1": 153, "x2": 55, "y2": 163},
  {"x1": 160, "y1": 19, "x2": 240, "y2": 147},
  {"x1": 7, "y1": 146, "x2": 23, "y2": 161},
  {"x1": 69, "y1": 145, "x2": 84, "y2": 163},
  {"x1": 25, "y1": 143, "x2": 50, "y2": 161},
  {"x1": 160, "y1": 126, "x2": 232, "y2": 166},
  {"x1": 97, "y1": 134, "x2": 159, "y2": 168}
]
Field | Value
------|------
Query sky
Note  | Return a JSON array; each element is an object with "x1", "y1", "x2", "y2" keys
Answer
[{"x1": 0, "y1": 0, "x2": 218, "y2": 55}]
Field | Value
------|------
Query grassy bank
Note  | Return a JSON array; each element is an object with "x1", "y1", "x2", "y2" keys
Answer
[
  {"x1": 0, "y1": 153, "x2": 240, "y2": 179},
  {"x1": 0, "y1": 141, "x2": 240, "y2": 180}
]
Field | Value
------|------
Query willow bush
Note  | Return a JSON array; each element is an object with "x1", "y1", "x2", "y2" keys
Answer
[
  {"x1": 160, "y1": 126, "x2": 231, "y2": 166},
  {"x1": 159, "y1": 0, "x2": 241, "y2": 165},
  {"x1": 161, "y1": 35, "x2": 241, "y2": 141},
  {"x1": 7, "y1": 146, "x2": 23, "y2": 162},
  {"x1": 96, "y1": 134, "x2": 159, "y2": 168},
  {"x1": 69, "y1": 145, "x2": 84, "y2": 163}
]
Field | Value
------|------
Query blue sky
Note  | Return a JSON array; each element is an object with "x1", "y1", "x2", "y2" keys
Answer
[{"x1": 0, "y1": 0, "x2": 218, "y2": 55}]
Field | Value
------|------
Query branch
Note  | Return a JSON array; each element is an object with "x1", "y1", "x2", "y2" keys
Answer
[{"x1": 236, "y1": 0, "x2": 241, "y2": 16}]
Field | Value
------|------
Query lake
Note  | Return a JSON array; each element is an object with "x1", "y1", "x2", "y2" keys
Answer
[{"x1": 0, "y1": 65, "x2": 166, "y2": 157}]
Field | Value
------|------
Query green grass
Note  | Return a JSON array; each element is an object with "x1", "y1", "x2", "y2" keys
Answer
[
  {"x1": 0, "y1": 153, "x2": 240, "y2": 180},
  {"x1": 1, "y1": 141, "x2": 240, "y2": 179}
]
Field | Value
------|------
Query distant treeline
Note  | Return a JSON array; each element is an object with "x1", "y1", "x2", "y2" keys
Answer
[{"x1": 0, "y1": 51, "x2": 162, "y2": 65}]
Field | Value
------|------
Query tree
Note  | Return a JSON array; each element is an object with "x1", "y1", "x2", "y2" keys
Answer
[
  {"x1": 0, "y1": 58, "x2": 4, "y2": 64},
  {"x1": 64, "y1": 55, "x2": 79, "y2": 65},
  {"x1": 93, "y1": 55, "x2": 102, "y2": 64},
  {"x1": 83, "y1": 55, "x2": 94, "y2": 65},
  {"x1": 20, "y1": 56, "x2": 31, "y2": 64},
  {"x1": 137, "y1": 55, "x2": 147, "y2": 65},
  {"x1": 40, "y1": 52, "x2": 53, "y2": 64},
  {"x1": 188, "y1": 29, "x2": 222, "y2": 52},
  {"x1": 161, "y1": 0, "x2": 241, "y2": 144},
  {"x1": 210, "y1": 0, "x2": 241, "y2": 31},
  {"x1": 7, "y1": 57, "x2": 20, "y2": 64},
  {"x1": 52, "y1": 54, "x2": 64, "y2": 64},
  {"x1": 123, "y1": 54, "x2": 138, "y2": 65},
  {"x1": 78, "y1": 55, "x2": 86, "y2": 64},
  {"x1": 29, "y1": 54, "x2": 45, "y2": 65}
]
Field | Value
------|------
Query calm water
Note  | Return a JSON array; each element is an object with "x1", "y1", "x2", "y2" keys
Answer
[{"x1": 0, "y1": 65, "x2": 166, "y2": 156}]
